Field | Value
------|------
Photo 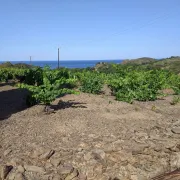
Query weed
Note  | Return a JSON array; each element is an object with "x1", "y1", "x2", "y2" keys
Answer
[
  {"x1": 170, "y1": 96, "x2": 180, "y2": 105},
  {"x1": 151, "y1": 105, "x2": 157, "y2": 111}
]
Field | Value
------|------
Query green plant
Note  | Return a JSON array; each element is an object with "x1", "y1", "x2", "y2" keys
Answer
[
  {"x1": 172, "y1": 86, "x2": 180, "y2": 95},
  {"x1": 151, "y1": 105, "x2": 157, "y2": 111},
  {"x1": 79, "y1": 75, "x2": 103, "y2": 94},
  {"x1": 170, "y1": 96, "x2": 180, "y2": 105},
  {"x1": 2, "y1": 61, "x2": 180, "y2": 105},
  {"x1": 24, "y1": 67, "x2": 43, "y2": 85},
  {"x1": 106, "y1": 70, "x2": 175, "y2": 103},
  {"x1": 115, "y1": 90, "x2": 134, "y2": 103},
  {"x1": 26, "y1": 93, "x2": 37, "y2": 106},
  {"x1": 18, "y1": 67, "x2": 77, "y2": 106},
  {"x1": 0, "y1": 69, "x2": 9, "y2": 82},
  {"x1": 0, "y1": 68, "x2": 29, "y2": 82}
]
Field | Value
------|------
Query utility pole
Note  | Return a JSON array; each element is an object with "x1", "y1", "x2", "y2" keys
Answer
[
  {"x1": 30, "y1": 56, "x2": 32, "y2": 65},
  {"x1": 58, "y1": 48, "x2": 60, "y2": 69}
]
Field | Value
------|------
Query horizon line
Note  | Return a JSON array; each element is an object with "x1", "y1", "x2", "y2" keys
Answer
[{"x1": 0, "y1": 59, "x2": 124, "y2": 62}]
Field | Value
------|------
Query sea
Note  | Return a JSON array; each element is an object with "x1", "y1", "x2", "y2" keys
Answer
[{"x1": 0, "y1": 60, "x2": 123, "y2": 69}]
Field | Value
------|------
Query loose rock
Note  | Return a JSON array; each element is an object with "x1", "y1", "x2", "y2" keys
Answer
[
  {"x1": 9, "y1": 158, "x2": 22, "y2": 166},
  {"x1": 170, "y1": 152, "x2": 180, "y2": 169},
  {"x1": 14, "y1": 172, "x2": 25, "y2": 180},
  {"x1": 24, "y1": 165, "x2": 45, "y2": 174},
  {"x1": 84, "y1": 152, "x2": 92, "y2": 161},
  {"x1": 93, "y1": 164, "x2": 103, "y2": 175},
  {"x1": 65, "y1": 169, "x2": 79, "y2": 180},
  {"x1": 92, "y1": 149, "x2": 106, "y2": 160},
  {"x1": 45, "y1": 162, "x2": 53, "y2": 169},
  {"x1": 51, "y1": 158, "x2": 61, "y2": 167},
  {"x1": 171, "y1": 127, "x2": 180, "y2": 134},
  {"x1": 58, "y1": 164, "x2": 74, "y2": 175},
  {"x1": 52, "y1": 174, "x2": 62, "y2": 180},
  {"x1": 17, "y1": 165, "x2": 25, "y2": 173},
  {"x1": 0, "y1": 165, "x2": 13, "y2": 180},
  {"x1": 4, "y1": 149, "x2": 12, "y2": 156},
  {"x1": 8, "y1": 172, "x2": 16, "y2": 180},
  {"x1": 39, "y1": 150, "x2": 55, "y2": 160},
  {"x1": 132, "y1": 145, "x2": 147, "y2": 155},
  {"x1": 78, "y1": 173, "x2": 87, "y2": 180}
]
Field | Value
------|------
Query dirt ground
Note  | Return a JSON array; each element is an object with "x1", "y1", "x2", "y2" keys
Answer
[{"x1": 0, "y1": 84, "x2": 180, "y2": 180}]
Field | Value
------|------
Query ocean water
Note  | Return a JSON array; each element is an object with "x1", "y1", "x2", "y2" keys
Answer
[{"x1": 0, "y1": 60, "x2": 123, "y2": 69}]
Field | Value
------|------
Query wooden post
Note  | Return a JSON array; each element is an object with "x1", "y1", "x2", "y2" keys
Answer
[{"x1": 58, "y1": 48, "x2": 60, "y2": 69}]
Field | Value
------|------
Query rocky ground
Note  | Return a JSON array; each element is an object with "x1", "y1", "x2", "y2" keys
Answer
[{"x1": 0, "y1": 85, "x2": 180, "y2": 180}]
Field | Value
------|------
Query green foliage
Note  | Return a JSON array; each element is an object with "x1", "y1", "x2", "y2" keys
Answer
[
  {"x1": 26, "y1": 93, "x2": 37, "y2": 106},
  {"x1": 18, "y1": 67, "x2": 77, "y2": 105},
  {"x1": 80, "y1": 76, "x2": 103, "y2": 94},
  {"x1": 19, "y1": 82, "x2": 75, "y2": 105},
  {"x1": 0, "y1": 62, "x2": 13, "y2": 68},
  {"x1": 170, "y1": 96, "x2": 180, "y2": 105},
  {"x1": 0, "y1": 68, "x2": 29, "y2": 82},
  {"x1": 107, "y1": 70, "x2": 176, "y2": 103},
  {"x1": 78, "y1": 72, "x2": 103, "y2": 94},
  {"x1": 1, "y1": 60, "x2": 180, "y2": 105},
  {"x1": 172, "y1": 86, "x2": 180, "y2": 95},
  {"x1": 170, "y1": 76, "x2": 180, "y2": 95},
  {"x1": 71, "y1": 66, "x2": 180, "y2": 103},
  {"x1": 0, "y1": 69, "x2": 9, "y2": 82},
  {"x1": 23, "y1": 67, "x2": 43, "y2": 85},
  {"x1": 168, "y1": 74, "x2": 180, "y2": 95},
  {"x1": 0, "y1": 61, "x2": 36, "y2": 69},
  {"x1": 121, "y1": 57, "x2": 156, "y2": 65},
  {"x1": 115, "y1": 90, "x2": 134, "y2": 103},
  {"x1": 94, "y1": 57, "x2": 180, "y2": 74}
]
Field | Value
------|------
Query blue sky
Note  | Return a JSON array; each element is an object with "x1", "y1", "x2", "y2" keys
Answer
[{"x1": 0, "y1": 0, "x2": 180, "y2": 61}]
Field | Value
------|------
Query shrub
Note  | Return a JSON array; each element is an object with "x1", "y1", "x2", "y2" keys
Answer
[
  {"x1": 170, "y1": 96, "x2": 180, "y2": 105},
  {"x1": 108, "y1": 70, "x2": 168, "y2": 103},
  {"x1": 18, "y1": 67, "x2": 77, "y2": 106},
  {"x1": 80, "y1": 75, "x2": 103, "y2": 94}
]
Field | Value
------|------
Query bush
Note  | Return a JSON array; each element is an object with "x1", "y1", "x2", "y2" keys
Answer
[
  {"x1": 80, "y1": 76, "x2": 103, "y2": 94},
  {"x1": 108, "y1": 70, "x2": 169, "y2": 103},
  {"x1": 18, "y1": 67, "x2": 77, "y2": 106},
  {"x1": 170, "y1": 96, "x2": 180, "y2": 105},
  {"x1": 0, "y1": 69, "x2": 9, "y2": 82}
]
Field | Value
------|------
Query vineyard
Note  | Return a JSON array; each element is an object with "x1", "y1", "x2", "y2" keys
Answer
[
  {"x1": 1, "y1": 64, "x2": 180, "y2": 180},
  {"x1": 0, "y1": 64, "x2": 180, "y2": 106}
]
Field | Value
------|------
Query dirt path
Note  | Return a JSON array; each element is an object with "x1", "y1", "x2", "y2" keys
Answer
[{"x1": 0, "y1": 85, "x2": 180, "y2": 180}]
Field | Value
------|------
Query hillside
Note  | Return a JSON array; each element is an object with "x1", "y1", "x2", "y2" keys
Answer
[
  {"x1": 150, "y1": 56, "x2": 180, "y2": 73},
  {"x1": 0, "y1": 62, "x2": 36, "y2": 69},
  {"x1": 121, "y1": 57, "x2": 156, "y2": 65},
  {"x1": 121, "y1": 56, "x2": 180, "y2": 73},
  {"x1": 0, "y1": 60, "x2": 180, "y2": 180},
  {"x1": 0, "y1": 84, "x2": 180, "y2": 180}
]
